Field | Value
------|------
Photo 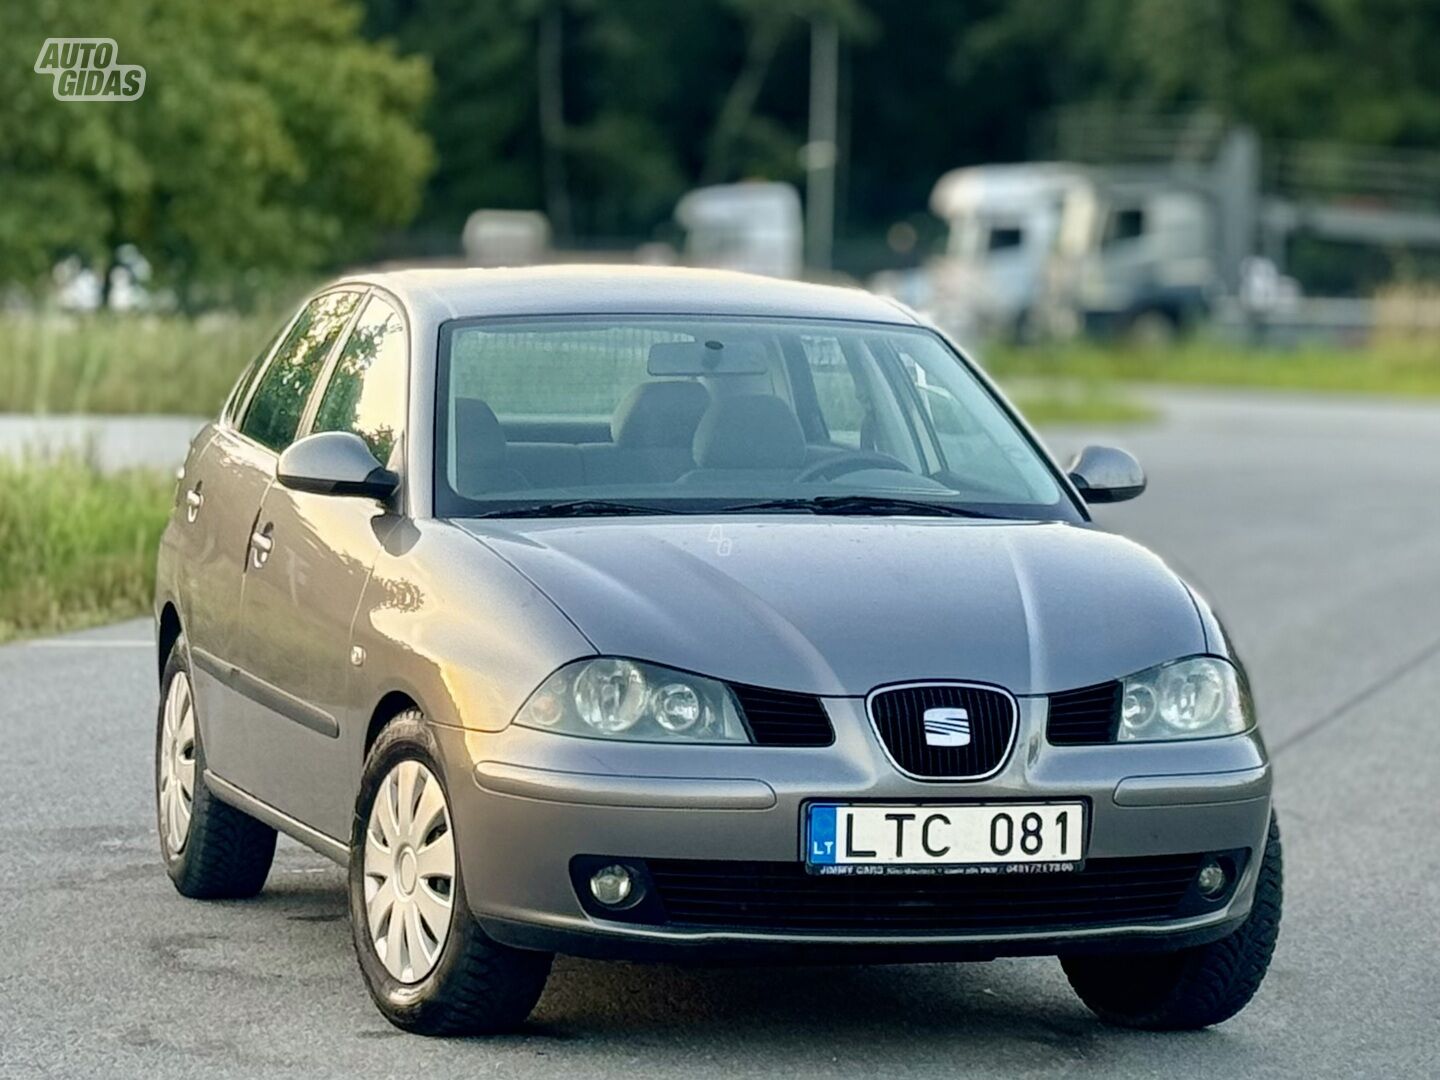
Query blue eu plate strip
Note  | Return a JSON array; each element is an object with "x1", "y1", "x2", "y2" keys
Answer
[{"x1": 807, "y1": 804, "x2": 837, "y2": 864}]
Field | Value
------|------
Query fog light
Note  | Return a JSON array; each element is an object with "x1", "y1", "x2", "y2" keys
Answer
[
  {"x1": 1196, "y1": 859, "x2": 1228, "y2": 898},
  {"x1": 589, "y1": 864, "x2": 635, "y2": 906}
]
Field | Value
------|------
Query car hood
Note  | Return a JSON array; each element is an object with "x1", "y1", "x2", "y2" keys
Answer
[{"x1": 456, "y1": 517, "x2": 1207, "y2": 697}]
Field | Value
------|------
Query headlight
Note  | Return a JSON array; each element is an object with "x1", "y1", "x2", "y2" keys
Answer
[
  {"x1": 515, "y1": 658, "x2": 751, "y2": 743},
  {"x1": 1118, "y1": 656, "x2": 1252, "y2": 742}
]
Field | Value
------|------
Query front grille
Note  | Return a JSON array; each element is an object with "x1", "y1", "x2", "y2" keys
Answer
[
  {"x1": 731, "y1": 683, "x2": 834, "y2": 747},
  {"x1": 647, "y1": 855, "x2": 1208, "y2": 933},
  {"x1": 868, "y1": 684, "x2": 1016, "y2": 778},
  {"x1": 1047, "y1": 681, "x2": 1122, "y2": 744}
]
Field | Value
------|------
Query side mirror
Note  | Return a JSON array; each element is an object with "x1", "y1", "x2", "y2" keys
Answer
[
  {"x1": 1067, "y1": 444, "x2": 1146, "y2": 504},
  {"x1": 277, "y1": 432, "x2": 399, "y2": 501}
]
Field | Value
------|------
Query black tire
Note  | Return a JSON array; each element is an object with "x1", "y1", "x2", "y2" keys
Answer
[
  {"x1": 157, "y1": 633, "x2": 277, "y2": 899},
  {"x1": 1062, "y1": 813, "x2": 1283, "y2": 1030},
  {"x1": 348, "y1": 710, "x2": 553, "y2": 1036}
]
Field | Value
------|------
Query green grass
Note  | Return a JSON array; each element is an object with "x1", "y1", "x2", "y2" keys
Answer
[
  {"x1": 0, "y1": 311, "x2": 276, "y2": 415},
  {"x1": 984, "y1": 340, "x2": 1440, "y2": 398},
  {"x1": 1006, "y1": 383, "x2": 1157, "y2": 425},
  {"x1": 0, "y1": 455, "x2": 175, "y2": 643}
]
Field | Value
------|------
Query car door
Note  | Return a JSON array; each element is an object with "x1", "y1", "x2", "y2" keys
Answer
[
  {"x1": 172, "y1": 332, "x2": 275, "y2": 701},
  {"x1": 193, "y1": 288, "x2": 366, "y2": 794},
  {"x1": 226, "y1": 292, "x2": 410, "y2": 839}
]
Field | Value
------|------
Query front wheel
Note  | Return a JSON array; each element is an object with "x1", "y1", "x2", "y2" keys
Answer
[
  {"x1": 1062, "y1": 813, "x2": 1283, "y2": 1030},
  {"x1": 348, "y1": 711, "x2": 552, "y2": 1036}
]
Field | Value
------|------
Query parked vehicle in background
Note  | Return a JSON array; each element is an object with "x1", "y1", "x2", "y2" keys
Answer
[
  {"x1": 675, "y1": 182, "x2": 804, "y2": 279},
  {"x1": 925, "y1": 163, "x2": 1084, "y2": 341},
  {"x1": 462, "y1": 210, "x2": 553, "y2": 267},
  {"x1": 914, "y1": 117, "x2": 1440, "y2": 345},
  {"x1": 926, "y1": 161, "x2": 1234, "y2": 343}
]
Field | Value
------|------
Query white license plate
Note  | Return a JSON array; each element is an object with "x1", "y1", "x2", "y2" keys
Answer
[{"x1": 805, "y1": 802, "x2": 1086, "y2": 875}]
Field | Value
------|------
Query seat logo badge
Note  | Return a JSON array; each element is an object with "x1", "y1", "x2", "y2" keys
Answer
[{"x1": 923, "y1": 707, "x2": 971, "y2": 747}]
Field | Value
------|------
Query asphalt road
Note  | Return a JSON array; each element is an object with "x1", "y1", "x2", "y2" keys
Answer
[{"x1": 3, "y1": 388, "x2": 1438, "y2": 1079}]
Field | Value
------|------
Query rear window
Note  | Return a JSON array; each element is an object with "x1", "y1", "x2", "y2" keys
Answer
[{"x1": 448, "y1": 324, "x2": 694, "y2": 421}]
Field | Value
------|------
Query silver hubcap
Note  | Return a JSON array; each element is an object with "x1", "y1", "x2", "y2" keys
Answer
[
  {"x1": 363, "y1": 760, "x2": 455, "y2": 983},
  {"x1": 158, "y1": 671, "x2": 197, "y2": 855}
]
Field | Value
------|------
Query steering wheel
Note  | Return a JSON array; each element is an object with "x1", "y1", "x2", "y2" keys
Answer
[{"x1": 795, "y1": 451, "x2": 913, "y2": 484}]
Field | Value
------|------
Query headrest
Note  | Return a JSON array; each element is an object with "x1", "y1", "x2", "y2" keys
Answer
[
  {"x1": 454, "y1": 398, "x2": 507, "y2": 467},
  {"x1": 693, "y1": 394, "x2": 806, "y2": 470},
  {"x1": 611, "y1": 381, "x2": 712, "y2": 448}
]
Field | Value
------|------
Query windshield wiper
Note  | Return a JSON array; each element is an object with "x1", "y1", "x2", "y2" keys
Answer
[
  {"x1": 473, "y1": 499, "x2": 685, "y2": 519},
  {"x1": 713, "y1": 495, "x2": 1009, "y2": 519}
]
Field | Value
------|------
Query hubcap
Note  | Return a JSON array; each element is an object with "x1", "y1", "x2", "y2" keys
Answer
[
  {"x1": 157, "y1": 671, "x2": 197, "y2": 855},
  {"x1": 362, "y1": 760, "x2": 455, "y2": 984}
]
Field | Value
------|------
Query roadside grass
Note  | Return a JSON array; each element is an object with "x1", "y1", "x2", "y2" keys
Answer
[
  {"x1": 0, "y1": 454, "x2": 174, "y2": 644},
  {"x1": 984, "y1": 340, "x2": 1440, "y2": 398},
  {"x1": 0, "y1": 311, "x2": 274, "y2": 415},
  {"x1": 1006, "y1": 383, "x2": 1157, "y2": 425}
]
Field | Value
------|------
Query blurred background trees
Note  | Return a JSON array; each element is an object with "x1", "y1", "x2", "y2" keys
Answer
[
  {"x1": 0, "y1": 0, "x2": 432, "y2": 306},
  {"x1": 7, "y1": 0, "x2": 1440, "y2": 298}
]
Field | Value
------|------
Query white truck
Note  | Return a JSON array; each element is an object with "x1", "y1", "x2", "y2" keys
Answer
[{"x1": 926, "y1": 162, "x2": 1226, "y2": 342}]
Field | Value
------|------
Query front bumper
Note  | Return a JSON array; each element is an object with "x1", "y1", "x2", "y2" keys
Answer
[{"x1": 431, "y1": 696, "x2": 1273, "y2": 962}]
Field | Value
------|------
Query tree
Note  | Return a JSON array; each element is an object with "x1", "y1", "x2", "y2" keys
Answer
[
  {"x1": 958, "y1": 0, "x2": 1440, "y2": 149},
  {"x1": 0, "y1": 0, "x2": 434, "y2": 304}
]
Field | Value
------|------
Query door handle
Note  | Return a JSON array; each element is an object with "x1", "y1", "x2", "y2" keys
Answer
[
  {"x1": 249, "y1": 526, "x2": 274, "y2": 568},
  {"x1": 184, "y1": 485, "x2": 204, "y2": 524}
]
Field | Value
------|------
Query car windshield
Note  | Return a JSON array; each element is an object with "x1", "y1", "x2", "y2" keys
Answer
[{"x1": 434, "y1": 315, "x2": 1075, "y2": 520}]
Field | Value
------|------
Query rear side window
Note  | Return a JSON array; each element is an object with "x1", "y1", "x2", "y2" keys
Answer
[
  {"x1": 223, "y1": 329, "x2": 281, "y2": 424},
  {"x1": 240, "y1": 291, "x2": 362, "y2": 452},
  {"x1": 312, "y1": 295, "x2": 408, "y2": 465}
]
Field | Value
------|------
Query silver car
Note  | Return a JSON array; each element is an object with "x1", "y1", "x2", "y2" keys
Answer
[{"x1": 154, "y1": 267, "x2": 1280, "y2": 1036}]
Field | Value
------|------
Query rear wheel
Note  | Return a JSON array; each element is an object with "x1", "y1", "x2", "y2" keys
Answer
[
  {"x1": 156, "y1": 634, "x2": 277, "y2": 898},
  {"x1": 1125, "y1": 308, "x2": 1180, "y2": 347},
  {"x1": 348, "y1": 711, "x2": 552, "y2": 1035},
  {"x1": 1062, "y1": 813, "x2": 1283, "y2": 1030}
]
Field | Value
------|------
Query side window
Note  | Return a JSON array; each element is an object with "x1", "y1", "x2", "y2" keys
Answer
[
  {"x1": 986, "y1": 225, "x2": 1024, "y2": 252},
  {"x1": 223, "y1": 329, "x2": 281, "y2": 424},
  {"x1": 1103, "y1": 207, "x2": 1146, "y2": 247},
  {"x1": 240, "y1": 291, "x2": 361, "y2": 452},
  {"x1": 312, "y1": 295, "x2": 408, "y2": 464}
]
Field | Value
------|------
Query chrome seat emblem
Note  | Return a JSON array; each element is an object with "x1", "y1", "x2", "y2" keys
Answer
[{"x1": 923, "y1": 707, "x2": 971, "y2": 747}]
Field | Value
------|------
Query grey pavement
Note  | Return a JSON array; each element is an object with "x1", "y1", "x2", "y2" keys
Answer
[{"x1": 2, "y1": 387, "x2": 1437, "y2": 1078}]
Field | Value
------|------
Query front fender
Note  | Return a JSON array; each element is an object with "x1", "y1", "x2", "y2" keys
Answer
[{"x1": 353, "y1": 520, "x2": 595, "y2": 733}]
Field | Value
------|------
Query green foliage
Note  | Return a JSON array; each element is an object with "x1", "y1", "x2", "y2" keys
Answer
[
  {"x1": 10, "y1": 0, "x2": 1440, "y2": 293},
  {"x1": 368, "y1": 0, "x2": 871, "y2": 239},
  {"x1": 0, "y1": 454, "x2": 174, "y2": 642},
  {"x1": 960, "y1": 0, "x2": 1440, "y2": 148},
  {"x1": 0, "y1": 0, "x2": 433, "y2": 301},
  {"x1": 0, "y1": 309, "x2": 279, "y2": 414}
]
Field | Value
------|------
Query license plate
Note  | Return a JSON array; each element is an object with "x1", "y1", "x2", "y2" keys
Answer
[{"x1": 805, "y1": 802, "x2": 1086, "y2": 875}]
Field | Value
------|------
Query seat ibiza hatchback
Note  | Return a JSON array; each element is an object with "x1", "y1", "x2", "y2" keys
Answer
[{"x1": 154, "y1": 266, "x2": 1279, "y2": 1035}]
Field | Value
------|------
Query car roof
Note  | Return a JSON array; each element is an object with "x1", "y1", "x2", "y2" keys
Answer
[{"x1": 332, "y1": 265, "x2": 921, "y2": 326}]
